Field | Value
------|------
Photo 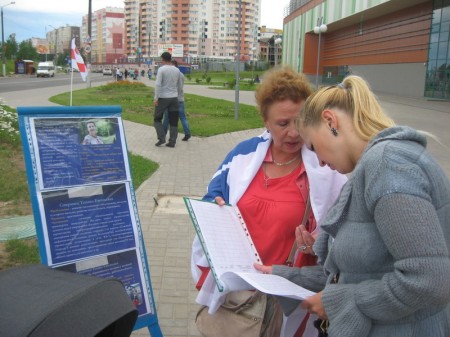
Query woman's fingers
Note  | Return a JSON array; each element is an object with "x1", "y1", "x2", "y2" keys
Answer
[
  {"x1": 214, "y1": 196, "x2": 226, "y2": 206},
  {"x1": 253, "y1": 263, "x2": 273, "y2": 274},
  {"x1": 301, "y1": 292, "x2": 328, "y2": 320},
  {"x1": 296, "y1": 225, "x2": 316, "y2": 255}
]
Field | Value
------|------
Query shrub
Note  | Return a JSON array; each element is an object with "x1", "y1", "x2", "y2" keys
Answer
[
  {"x1": 98, "y1": 80, "x2": 147, "y2": 91},
  {"x1": 0, "y1": 104, "x2": 20, "y2": 146},
  {"x1": 206, "y1": 76, "x2": 211, "y2": 84}
]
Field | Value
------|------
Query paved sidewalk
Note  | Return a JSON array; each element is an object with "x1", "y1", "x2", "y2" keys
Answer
[
  {"x1": 1, "y1": 78, "x2": 449, "y2": 337},
  {"x1": 126, "y1": 84, "x2": 450, "y2": 337}
]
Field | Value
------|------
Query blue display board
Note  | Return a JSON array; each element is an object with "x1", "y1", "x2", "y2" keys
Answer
[{"x1": 18, "y1": 106, "x2": 163, "y2": 337}]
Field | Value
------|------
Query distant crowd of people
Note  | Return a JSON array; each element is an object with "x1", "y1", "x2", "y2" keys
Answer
[{"x1": 112, "y1": 67, "x2": 155, "y2": 81}]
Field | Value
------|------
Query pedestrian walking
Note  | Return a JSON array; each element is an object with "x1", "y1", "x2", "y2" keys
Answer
[
  {"x1": 153, "y1": 52, "x2": 182, "y2": 148},
  {"x1": 163, "y1": 60, "x2": 191, "y2": 141}
]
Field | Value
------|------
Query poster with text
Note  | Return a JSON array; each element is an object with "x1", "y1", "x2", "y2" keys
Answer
[
  {"x1": 38, "y1": 183, "x2": 138, "y2": 265},
  {"x1": 18, "y1": 107, "x2": 163, "y2": 335},
  {"x1": 56, "y1": 249, "x2": 152, "y2": 316},
  {"x1": 30, "y1": 117, "x2": 130, "y2": 190}
]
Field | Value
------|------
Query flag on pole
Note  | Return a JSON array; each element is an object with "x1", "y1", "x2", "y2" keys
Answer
[{"x1": 71, "y1": 38, "x2": 88, "y2": 81}]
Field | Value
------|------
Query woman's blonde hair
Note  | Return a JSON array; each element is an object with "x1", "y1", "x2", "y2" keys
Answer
[
  {"x1": 255, "y1": 66, "x2": 312, "y2": 120},
  {"x1": 299, "y1": 75, "x2": 395, "y2": 141}
]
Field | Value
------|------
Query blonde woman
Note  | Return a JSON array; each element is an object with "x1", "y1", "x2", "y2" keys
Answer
[{"x1": 256, "y1": 76, "x2": 450, "y2": 336}]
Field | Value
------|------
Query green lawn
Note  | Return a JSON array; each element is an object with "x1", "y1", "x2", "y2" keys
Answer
[
  {"x1": 0, "y1": 76, "x2": 265, "y2": 267},
  {"x1": 50, "y1": 80, "x2": 263, "y2": 136},
  {"x1": 1, "y1": 79, "x2": 264, "y2": 217},
  {"x1": 185, "y1": 70, "x2": 263, "y2": 90}
]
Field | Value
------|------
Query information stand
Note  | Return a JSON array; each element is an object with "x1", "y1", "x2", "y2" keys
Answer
[{"x1": 17, "y1": 106, "x2": 163, "y2": 337}]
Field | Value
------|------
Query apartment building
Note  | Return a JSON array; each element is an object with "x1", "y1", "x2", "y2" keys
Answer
[
  {"x1": 81, "y1": 7, "x2": 125, "y2": 64},
  {"x1": 124, "y1": 0, "x2": 261, "y2": 62},
  {"x1": 46, "y1": 25, "x2": 80, "y2": 56}
]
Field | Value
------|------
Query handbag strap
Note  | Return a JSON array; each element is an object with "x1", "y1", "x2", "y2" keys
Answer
[{"x1": 285, "y1": 195, "x2": 311, "y2": 266}]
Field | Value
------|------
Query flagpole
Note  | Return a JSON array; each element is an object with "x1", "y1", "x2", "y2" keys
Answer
[
  {"x1": 71, "y1": 37, "x2": 88, "y2": 94},
  {"x1": 70, "y1": 66, "x2": 74, "y2": 106}
]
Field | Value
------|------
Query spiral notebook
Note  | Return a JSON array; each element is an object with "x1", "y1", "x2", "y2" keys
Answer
[{"x1": 184, "y1": 197, "x2": 315, "y2": 299}]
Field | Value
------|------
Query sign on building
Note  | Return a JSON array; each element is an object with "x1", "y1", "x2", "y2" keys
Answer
[{"x1": 157, "y1": 44, "x2": 183, "y2": 57}]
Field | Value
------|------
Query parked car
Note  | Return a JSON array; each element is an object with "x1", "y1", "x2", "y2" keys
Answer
[
  {"x1": 36, "y1": 62, "x2": 55, "y2": 77},
  {"x1": 65, "y1": 67, "x2": 79, "y2": 73},
  {"x1": 102, "y1": 68, "x2": 113, "y2": 76}
]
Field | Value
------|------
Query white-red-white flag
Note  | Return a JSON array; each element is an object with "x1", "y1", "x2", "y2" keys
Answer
[{"x1": 71, "y1": 38, "x2": 88, "y2": 81}]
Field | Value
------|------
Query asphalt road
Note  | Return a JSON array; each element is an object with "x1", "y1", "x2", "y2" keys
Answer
[
  {"x1": 0, "y1": 72, "x2": 112, "y2": 93},
  {"x1": 1, "y1": 73, "x2": 449, "y2": 177}
]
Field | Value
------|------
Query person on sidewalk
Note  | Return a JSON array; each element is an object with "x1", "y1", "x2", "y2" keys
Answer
[
  {"x1": 153, "y1": 52, "x2": 182, "y2": 147},
  {"x1": 256, "y1": 76, "x2": 450, "y2": 337},
  {"x1": 163, "y1": 60, "x2": 191, "y2": 141}
]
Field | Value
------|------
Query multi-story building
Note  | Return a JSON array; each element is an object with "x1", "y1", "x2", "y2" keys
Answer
[
  {"x1": 124, "y1": 0, "x2": 261, "y2": 62},
  {"x1": 46, "y1": 25, "x2": 80, "y2": 56},
  {"x1": 258, "y1": 26, "x2": 283, "y2": 65},
  {"x1": 282, "y1": 0, "x2": 449, "y2": 99},
  {"x1": 81, "y1": 7, "x2": 125, "y2": 64}
]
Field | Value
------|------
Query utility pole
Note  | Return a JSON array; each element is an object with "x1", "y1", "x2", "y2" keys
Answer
[
  {"x1": 234, "y1": 0, "x2": 242, "y2": 120},
  {"x1": 1, "y1": 2, "x2": 15, "y2": 77},
  {"x1": 87, "y1": 0, "x2": 92, "y2": 87}
]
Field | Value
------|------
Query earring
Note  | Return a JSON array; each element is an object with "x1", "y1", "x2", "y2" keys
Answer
[{"x1": 330, "y1": 127, "x2": 338, "y2": 136}]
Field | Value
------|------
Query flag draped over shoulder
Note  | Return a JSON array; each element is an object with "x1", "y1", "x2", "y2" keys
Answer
[{"x1": 71, "y1": 38, "x2": 88, "y2": 81}]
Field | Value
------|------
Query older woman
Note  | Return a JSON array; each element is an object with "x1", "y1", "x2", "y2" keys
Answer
[{"x1": 191, "y1": 67, "x2": 347, "y2": 337}]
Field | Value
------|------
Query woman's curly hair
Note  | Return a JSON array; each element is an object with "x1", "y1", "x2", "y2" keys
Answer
[{"x1": 255, "y1": 66, "x2": 312, "y2": 120}]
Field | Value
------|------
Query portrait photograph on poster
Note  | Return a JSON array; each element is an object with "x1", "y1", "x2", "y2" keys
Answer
[{"x1": 29, "y1": 117, "x2": 130, "y2": 189}]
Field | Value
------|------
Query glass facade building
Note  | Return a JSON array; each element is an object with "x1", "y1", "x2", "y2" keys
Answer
[{"x1": 426, "y1": 0, "x2": 450, "y2": 99}]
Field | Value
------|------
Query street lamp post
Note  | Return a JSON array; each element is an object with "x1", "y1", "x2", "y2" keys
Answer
[
  {"x1": 44, "y1": 25, "x2": 51, "y2": 62},
  {"x1": 1, "y1": 1, "x2": 15, "y2": 77},
  {"x1": 274, "y1": 36, "x2": 282, "y2": 66},
  {"x1": 314, "y1": 16, "x2": 327, "y2": 88},
  {"x1": 147, "y1": 22, "x2": 151, "y2": 59},
  {"x1": 48, "y1": 25, "x2": 57, "y2": 62},
  {"x1": 251, "y1": 46, "x2": 256, "y2": 80},
  {"x1": 234, "y1": 0, "x2": 242, "y2": 120}
]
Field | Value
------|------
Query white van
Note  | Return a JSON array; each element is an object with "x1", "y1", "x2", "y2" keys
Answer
[{"x1": 36, "y1": 62, "x2": 55, "y2": 78}]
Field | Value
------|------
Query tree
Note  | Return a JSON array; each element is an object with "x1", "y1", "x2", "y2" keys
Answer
[
  {"x1": 16, "y1": 40, "x2": 39, "y2": 61},
  {"x1": 56, "y1": 52, "x2": 69, "y2": 66},
  {"x1": 2, "y1": 34, "x2": 18, "y2": 60}
]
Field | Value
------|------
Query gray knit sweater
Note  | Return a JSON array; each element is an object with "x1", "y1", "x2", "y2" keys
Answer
[{"x1": 273, "y1": 126, "x2": 450, "y2": 337}]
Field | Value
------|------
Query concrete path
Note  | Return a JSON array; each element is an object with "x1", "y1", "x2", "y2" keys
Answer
[{"x1": 1, "y1": 77, "x2": 449, "y2": 337}]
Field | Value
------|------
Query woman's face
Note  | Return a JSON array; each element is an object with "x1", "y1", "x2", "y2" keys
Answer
[
  {"x1": 87, "y1": 122, "x2": 97, "y2": 136},
  {"x1": 299, "y1": 113, "x2": 354, "y2": 174},
  {"x1": 264, "y1": 99, "x2": 304, "y2": 155}
]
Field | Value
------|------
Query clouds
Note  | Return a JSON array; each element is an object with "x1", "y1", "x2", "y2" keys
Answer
[
  {"x1": 11, "y1": 0, "x2": 124, "y2": 15},
  {"x1": 7, "y1": 10, "x2": 82, "y2": 42},
  {"x1": 7, "y1": 0, "x2": 290, "y2": 42},
  {"x1": 6, "y1": 0, "x2": 124, "y2": 42}
]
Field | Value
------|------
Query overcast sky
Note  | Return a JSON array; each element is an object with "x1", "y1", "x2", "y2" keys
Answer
[{"x1": 5, "y1": 0, "x2": 291, "y2": 42}]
